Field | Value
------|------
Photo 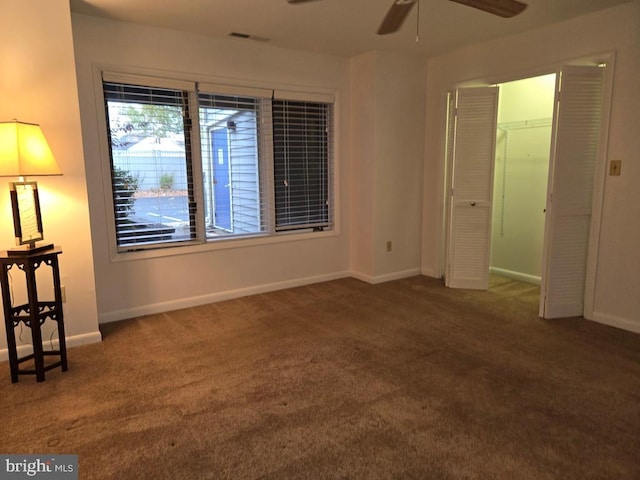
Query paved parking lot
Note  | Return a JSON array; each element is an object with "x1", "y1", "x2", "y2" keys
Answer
[{"x1": 132, "y1": 195, "x2": 189, "y2": 226}]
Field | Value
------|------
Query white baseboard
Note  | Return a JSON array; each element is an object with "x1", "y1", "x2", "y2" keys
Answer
[
  {"x1": 490, "y1": 267, "x2": 541, "y2": 286},
  {"x1": 350, "y1": 268, "x2": 421, "y2": 285},
  {"x1": 0, "y1": 330, "x2": 102, "y2": 363},
  {"x1": 590, "y1": 311, "x2": 640, "y2": 334},
  {"x1": 99, "y1": 270, "x2": 352, "y2": 324},
  {"x1": 67, "y1": 331, "x2": 103, "y2": 347},
  {"x1": 420, "y1": 267, "x2": 441, "y2": 279}
]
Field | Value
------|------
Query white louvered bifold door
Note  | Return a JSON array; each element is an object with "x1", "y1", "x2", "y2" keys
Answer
[
  {"x1": 540, "y1": 66, "x2": 605, "y2": 318},
  {"x1": 446, "y1": 87, "x2": 499, "y2": 289}
]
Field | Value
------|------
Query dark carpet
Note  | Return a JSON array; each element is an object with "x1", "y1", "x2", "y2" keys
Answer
[{"x1": 1, "y1": 275, "x2": 639, "y2": 479}]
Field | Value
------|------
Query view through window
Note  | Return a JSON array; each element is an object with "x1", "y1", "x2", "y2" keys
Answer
[{"x1": 102, "y1": 75, "x2": 334, "y2": 252}]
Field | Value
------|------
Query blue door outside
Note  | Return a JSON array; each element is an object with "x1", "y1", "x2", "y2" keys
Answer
[{"x1": 212, "y1": 128, "x2": 232, "y2": 231}]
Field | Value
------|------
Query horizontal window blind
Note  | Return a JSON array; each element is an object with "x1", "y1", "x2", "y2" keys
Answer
[
  {"x1": 103, "y1": 81, "x2": 197, "y2": 249},
  {"x1": 272, "y1": 99, "x2": 332, "y2": 231}
]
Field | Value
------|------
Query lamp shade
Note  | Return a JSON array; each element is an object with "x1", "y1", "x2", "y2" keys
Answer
[{"x1": 0, "y1": 120, "x2": 62, "y2": 177}]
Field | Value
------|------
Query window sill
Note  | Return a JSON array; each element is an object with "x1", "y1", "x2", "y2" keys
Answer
[{"x1": 109, "y1": 228, "x2": 339, "y2": 263}]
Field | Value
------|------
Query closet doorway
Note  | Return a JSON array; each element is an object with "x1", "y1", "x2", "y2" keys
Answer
[
  {"x1": 443, "y1": 63, "x2": 611, "y2": 319},
  {"x1": 490, "y1": 74, "x2": 556, "y2": 286}
]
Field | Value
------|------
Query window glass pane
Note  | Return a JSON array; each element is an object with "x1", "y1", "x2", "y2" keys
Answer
[
  {"x1": 273, "y1": 100, "x2": 332, "y2": 231},
  {"x1": 198, "y1": 93, "x2": 264, "y2": 239},
  {"x1": 104, "y1": 82, "x2": 196, "y2": 249}
]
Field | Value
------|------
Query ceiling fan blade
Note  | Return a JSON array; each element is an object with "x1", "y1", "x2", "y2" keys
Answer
[
  {"x1": 287, "y1": 0, "x2": 321, "y2": 3},
  {"x1": 377, "y1": 0, "x2": 418, "y2": 35},
  {"x1": 449, "y1": 0, "x2": 527, "y2": 18}
]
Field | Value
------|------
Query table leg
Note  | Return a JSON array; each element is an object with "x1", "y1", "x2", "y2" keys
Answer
[
  {"x1": 25, "y1": 263, "x2": 45, "y2": 382},
  {"x1": 0, "y1": 266, "x2": 19, "y2": 383}
]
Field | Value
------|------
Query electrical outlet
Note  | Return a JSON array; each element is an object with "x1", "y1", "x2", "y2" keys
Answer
[
  {"x1": 609, "y1": 159, "x2": 622, "y2": 176},
  {"x1": 386, "y1": 241, "x2": 392, "y2": 252},
  {"x1": 61, "y1": 286, "x2": 66, "y2": 303}
]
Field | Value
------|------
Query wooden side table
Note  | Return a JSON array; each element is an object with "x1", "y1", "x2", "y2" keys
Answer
[{"x1": 0, "y1": 247, "x2": 68, "y2": 382}]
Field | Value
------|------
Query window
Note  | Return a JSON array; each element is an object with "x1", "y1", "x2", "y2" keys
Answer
[
  {"x1": 273, "y1": 100, "x2": 331, "y2": 231},
  {"x1": 198, "y1": 93, "x2": 264, "y2": 238},
  {"x1": 103, "y1": 82, "x2": 197, "y2": 248},
  {"x1": 101, "y1": 73, "x2": 334, "y2": 252}
]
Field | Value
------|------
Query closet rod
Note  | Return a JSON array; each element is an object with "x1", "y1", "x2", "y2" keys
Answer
[{"x1": 497, "y1": 117, "x2": 552, "y2": 131}]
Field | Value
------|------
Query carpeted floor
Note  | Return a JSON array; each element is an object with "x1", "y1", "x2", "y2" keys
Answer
[{"x1": 1, "y1": 275, "x2": 639, "y2": 479}]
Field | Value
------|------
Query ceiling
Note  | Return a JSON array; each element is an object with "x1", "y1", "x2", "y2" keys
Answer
[{"x1": 69, "y1": 0, "x2": 634, "y2": 58}]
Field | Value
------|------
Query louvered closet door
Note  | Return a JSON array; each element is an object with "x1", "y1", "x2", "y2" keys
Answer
[
  {"x1": 541, "y1": 66, "x2": 605, "y2": 318},
  {"x1": 446, "y1": 87, "x2": 499, "y2": 289}
]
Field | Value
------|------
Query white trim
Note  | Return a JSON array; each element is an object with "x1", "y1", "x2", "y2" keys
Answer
[
  {"x1": 350, "y1": 268, "x2": 421, "y2": 285},
  {"x1": 273, "y1": 89, "x2": 335, "y2": 103},
  {"x1": 583, "y1": 53, "x2": 615, "y2": 320},
  {"x1": 102, "y1": 71, "x2": 195, "y2": 91},
  {"x1": 421, "y1": 267, "x2": 440, "y2": 279},
  {"x1": 589, "y1": 312, "x2": 640, "y2": 334},
  {"x1": 349, "y1": 272, "x2": 375, "y2": 283},
  {"x1": 92, "y1": 63, "x2": 121, "y2": 262},
  {"x1": 198, "y1": 82, "x2": 272, "y2": 98},
  {"x1": 67, "y1": 331, "x2": 103, "y2": 348},
  {"x1": 109, "y1": 228, "x2": 340, "y2": 262},
  {"x1": 489, "y1": 267, "x2": 541, "y2": 286},
  {"x1": 99, "y1": 271, "x2": 352, "y2": 324},
  {"x1": 0, "y1": 331, "x2": 102, "y2": 363},
  {"x1": 93, "y1": 62, "x2": 339, "y2": 104}
]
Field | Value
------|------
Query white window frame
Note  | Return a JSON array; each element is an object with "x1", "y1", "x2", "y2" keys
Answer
[{"x1": 93, "y1": 67, "x2": 338, "y2": 261}]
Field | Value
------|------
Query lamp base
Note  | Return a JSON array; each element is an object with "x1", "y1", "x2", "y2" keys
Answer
[{"x1": 7, "y1": 242, "x2": 54, "y2": 256}]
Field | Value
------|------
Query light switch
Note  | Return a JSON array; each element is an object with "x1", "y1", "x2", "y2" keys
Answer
[{"x1": 609, "y1": 159, "x2": 622, "y2": 176}]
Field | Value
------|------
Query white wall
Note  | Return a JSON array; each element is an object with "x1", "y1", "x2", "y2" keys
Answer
[
  {"x1": 0, "y1": 0, "x2": 101, "y2": 356},
  {"x1": 374, "y1": 53, "x2": 426, "y2": 280},
  {"x1": 349, "y1": 53, "x2": 377, "y2": 279},
  {"x1": 350, "y1": 51, "x2": 426, "y2": 283},
  {"x1": 422, "y1": 1, "x2": 640, "y2": 331},
  {"x1": 72, "y1": 14, "x2": 353, "y2": 322}
]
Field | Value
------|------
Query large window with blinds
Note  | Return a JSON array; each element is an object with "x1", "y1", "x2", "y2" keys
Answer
[
  {"x1": 198, "y1": 93, "x2": 264, "y2": 238},
  {"x1": 103, "y1": 82, "x2": 197, "y2": 248},
  {"x1": 273, "y1": 100, "x2": 331, "y2": 231},
  {"x1": 101, "y1": 73, "x2": 334, "y2": 252}
]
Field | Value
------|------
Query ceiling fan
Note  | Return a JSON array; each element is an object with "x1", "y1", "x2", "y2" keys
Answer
[{"x1": 287, "y1": 0, "x2": 527, "y2": 35}]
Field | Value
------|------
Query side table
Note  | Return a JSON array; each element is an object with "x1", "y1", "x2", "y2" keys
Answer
[{"x1": 0, "y1": 247, "x2": 68, "y2": 382}]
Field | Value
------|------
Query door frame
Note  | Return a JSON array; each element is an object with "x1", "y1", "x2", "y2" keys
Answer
[
  {"x1": 210, "y1": 126, "x2": 233, "y2": 232},
  {"x1": 440, "y1": 52, "x2": 615, "y2": 320}
]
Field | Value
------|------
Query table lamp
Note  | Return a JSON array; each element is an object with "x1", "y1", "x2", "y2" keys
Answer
[{"x1": 0, "y1": 120, "x2": 62, "y2": 255}]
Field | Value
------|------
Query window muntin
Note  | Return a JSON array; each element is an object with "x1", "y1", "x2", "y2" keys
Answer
[
  {"x1": 103, "y1": 82, "x2": 197, "y2": 249},
  {"x1": 101, "y1": 75, "x2": 334, "y2": 253}
]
